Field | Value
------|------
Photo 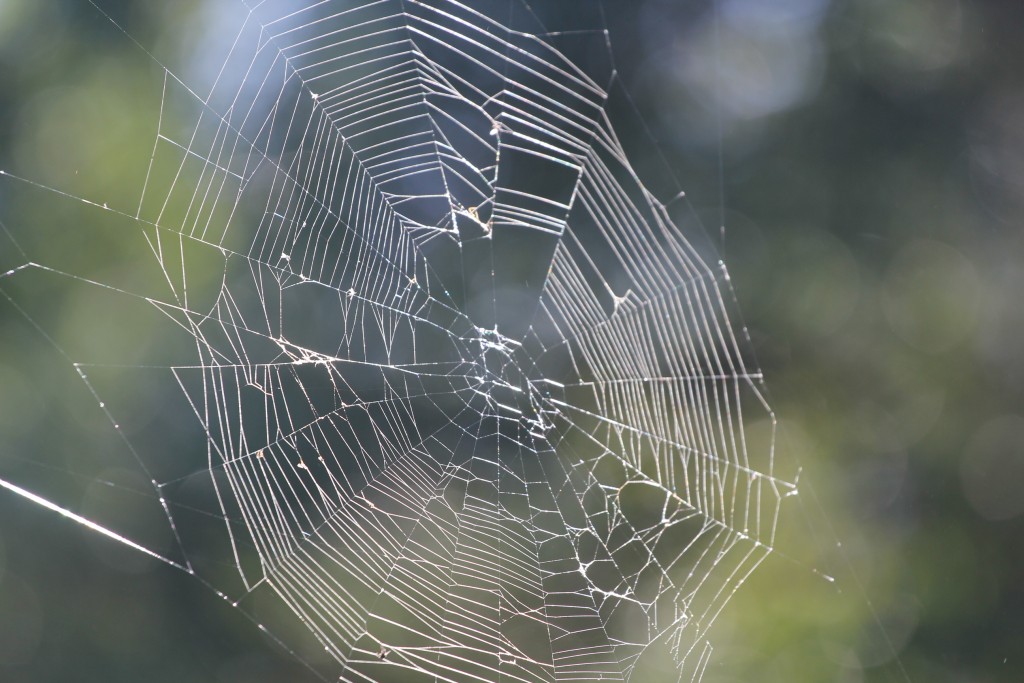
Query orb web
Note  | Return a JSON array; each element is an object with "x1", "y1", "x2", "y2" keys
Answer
[{"x1": 0, "y1": 1, "x2": 795, "y2": 681}]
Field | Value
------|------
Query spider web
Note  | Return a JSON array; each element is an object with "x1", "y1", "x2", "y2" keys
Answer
[{"x1": 0, "y1": 1, "x2": 796, "y2": 681}]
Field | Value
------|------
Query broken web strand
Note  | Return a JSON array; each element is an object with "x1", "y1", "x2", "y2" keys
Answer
[{"x1": 0, "y1": 1, "x2": 892, "y2": 682}]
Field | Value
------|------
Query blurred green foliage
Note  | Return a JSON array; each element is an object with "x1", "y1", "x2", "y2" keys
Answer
[{"x1": 1, "y1": 1, "x2": 1022, "y2": 682}]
